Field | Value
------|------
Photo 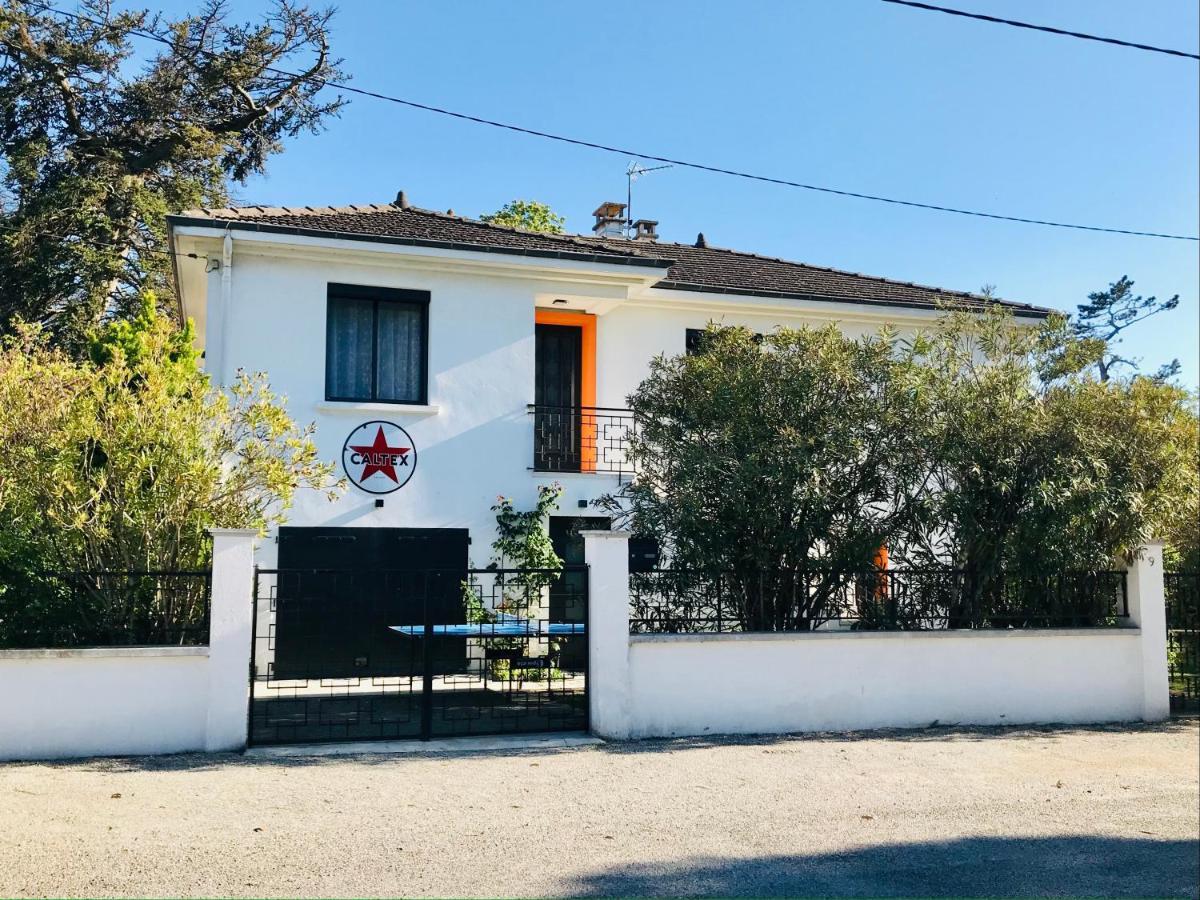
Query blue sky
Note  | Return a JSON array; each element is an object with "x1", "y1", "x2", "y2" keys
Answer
[{"x1": 152, "y1": 0, "x2": 1199, "y2": 385}]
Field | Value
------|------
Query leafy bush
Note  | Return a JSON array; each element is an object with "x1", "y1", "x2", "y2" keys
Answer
[
  {"x1": 0, "y1": 301, "x2": 341, "y2": 645},
  {"x1": 602, "y1": 323, "x2": 937, "y2": 629},
  {"x1": 604, "y1": 309, "x2": 1198, "y2": 630},
  {"x1": 910, "y1": 307, "x2": 1197, "y2": 593}
]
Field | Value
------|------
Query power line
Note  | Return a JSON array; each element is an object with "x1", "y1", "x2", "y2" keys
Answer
[
  {"x1": 22, "y1": 1, "x2": 1200, "y2": 243},
  {"x1": 880, "y1": 0, "x2": 1200, "y2": 61},
  {"x1": 289, "y1": 84, "x2": 1200, "y2": 242}
]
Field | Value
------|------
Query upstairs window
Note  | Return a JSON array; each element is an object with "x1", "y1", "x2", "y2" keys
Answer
[{"x1": 326, "y1": 284, "x2": 429, "y2": 404}]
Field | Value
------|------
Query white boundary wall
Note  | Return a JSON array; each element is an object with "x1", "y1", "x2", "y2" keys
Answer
[
  {"x1": 584, "y1": 533, "x2": 1170, "y2": 739},
  {"x1": 0, "y1": 529, "x2": 257, "y2": 761}
]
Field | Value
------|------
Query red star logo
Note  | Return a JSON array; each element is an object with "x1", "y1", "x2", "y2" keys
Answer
[{"x1": 349, "y1": 426, "x2": 411, "y2": 484}]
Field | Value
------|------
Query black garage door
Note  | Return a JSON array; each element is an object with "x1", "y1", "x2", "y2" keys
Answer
[{"x1": 272, "y1": 527, "x2": 467, "y2": 679}]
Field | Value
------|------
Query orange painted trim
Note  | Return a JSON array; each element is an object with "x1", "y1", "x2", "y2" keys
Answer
[
  {"x1": 872, "y1": 545, "x2": 889, "y2": 599},
  {"x1": 535, "y1": 309, "x2": 597, "y2": 471},
  {"x1": 873, "y1": 546, "x2": 889, "y2": 570}
]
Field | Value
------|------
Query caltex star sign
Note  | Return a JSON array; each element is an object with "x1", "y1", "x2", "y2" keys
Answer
[{"x1": 341, "y1": 420, "x2": 418, "y2": 494}]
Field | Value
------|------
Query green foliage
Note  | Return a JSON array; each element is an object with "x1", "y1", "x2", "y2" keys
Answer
[
  {"x1": 88, "y1": 292, "x2": 199, "y2": 379},
  {"x1": 609, "y1": 324, "x2": 935, "y2": 570},
  {"x1": 0, "y1": 306, "x2": 342, "y2": 642},
  {"x1": 915, "y1": 307, "x2": 1197, "y2": 581},
  {"x1": 1157, "y1": 397, "x2": 1200, "y2": 572},
  {"x1": 479, "y1": 200, "x2": 565, "y2": 234},
  {"x1": 605, "y1": 310, "x2": 1199, "y2": 627},
  {"x1": 602, "y1": 323, "x2": 937, "y2": 628},
  {"x1": 1072, "y1": 276, "x2": 1181, "y2": 382},
  {"x1": 490, "y1": 483, "x2": 565, "y2": 573},
  {"x1": 462, "y1": 483, "x2": 565, "y2": 624},
  {"x1": 0, "y1": 0, "x2": 346, "y2": 347},
  {"x1": 486, "y1": 657, "x2": 563, "y2": 685}
]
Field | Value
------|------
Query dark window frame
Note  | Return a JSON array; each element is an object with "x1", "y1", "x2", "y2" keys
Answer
[{"x1": 325, "y1": 283, "x2": 430, "y2": 404}]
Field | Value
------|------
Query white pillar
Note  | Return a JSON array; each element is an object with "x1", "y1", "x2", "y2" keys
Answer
[
  {"x1": 204, "y1": 527, "x2": 258, "y2": 751},
  {"x1": 1125, "y1": 541, "x2": 1169, "y2": 722},
  {"x1": 582, "y1": 530, "x2": 632, "y2": 739}
]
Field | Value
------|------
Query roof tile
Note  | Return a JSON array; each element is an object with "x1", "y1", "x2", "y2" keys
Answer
[{"x1": 170, "y1": 203, "x2": 1049, "y2": 316}]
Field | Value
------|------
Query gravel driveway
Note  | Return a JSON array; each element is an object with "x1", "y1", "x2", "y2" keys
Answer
[{"x1": 1, "y1": 721, "x2": 1197, "y2": 898}]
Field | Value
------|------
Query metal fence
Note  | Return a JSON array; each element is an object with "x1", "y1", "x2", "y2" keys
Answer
[
  {"x1": 249, "y1": 565, "x2": 588, "y2": 744},
  {"x1": 529, "y1": 404, "x2": 636, "y2": 478},
  {"x1": 1165, "y1": 572, "x2": 1199, "y2": 714},
  {"x1": 0, "y1": 570, "x2": 212, "y2": 648},
  {"x1": 629, "y1": 568, "x2": 1129, "y2": 634}
]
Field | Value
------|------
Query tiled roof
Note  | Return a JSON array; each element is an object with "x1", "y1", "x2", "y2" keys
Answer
[
  {"x1": 169, "y1": 203, "x2": 661, "y2": 266},
  {"x1": 588, "y1": 235, "x2": 1048, "y2": 316},
  {"x1": 169, "y1": 203, "x2": 1050, "y2": 317}
]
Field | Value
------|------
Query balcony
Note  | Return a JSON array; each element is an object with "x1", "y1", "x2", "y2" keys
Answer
[{"x1": 528, "y1": 405, "x2": 636, "y2": 478}]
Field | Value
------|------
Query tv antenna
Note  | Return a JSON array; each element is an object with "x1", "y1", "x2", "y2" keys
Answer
[{"x1": 626, "y1": 161, "x2": 672, "y2": 236}]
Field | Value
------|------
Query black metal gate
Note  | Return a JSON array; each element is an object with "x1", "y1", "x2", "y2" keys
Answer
[
  {"x1": 1165, "y1": 572, "x2": 1199, "y2": 715},
  {"x1": 248, "y1": 566, "x2": 588, "y2": 745}
]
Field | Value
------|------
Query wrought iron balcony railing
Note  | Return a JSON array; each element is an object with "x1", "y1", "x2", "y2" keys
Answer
[{"x1": 528, "y1": 404, "x2": 636, "y2": 478}]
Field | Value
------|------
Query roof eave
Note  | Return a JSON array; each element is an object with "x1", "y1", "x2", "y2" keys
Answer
[
  {"x1": 164, "y1": 215, "x2": 676, "y2": 271},
  {"x1": 652, "y1": 280, "x2": 1053, "y2": 319}
]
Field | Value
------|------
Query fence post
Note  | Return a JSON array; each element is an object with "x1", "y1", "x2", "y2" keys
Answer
[
  {"x1": 582, "y1": 530, "x2": 632, "y2": 739},
  {"x1": 205, "y1": 527, "x2": 258, "y2": 751},
  {"x1": 1125, "y1": 541, "x2": 1170, "y2": 722}
]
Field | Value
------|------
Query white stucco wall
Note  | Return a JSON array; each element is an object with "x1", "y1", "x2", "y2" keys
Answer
[
  {"x1": 626, "y1": 629, "x2": 1145, "y2": 737},
  {"x1": 594, "y1": 293, "x2": 918, "y2": 407},
  {"x1": 215, "y1": 246, "x2": 548, "y2": 563},
  {"x1": 0, "y1": 648, "x2": 210, "y2": 760},
  {"x1": 187, "y1": 235, "x2": 940, "y2": 555},
  {"x1": 585, "y1": 534, "x2": 1169, "y2": 740},
  {"x1": 0, "y1": 531, "x2": 257, "y2": 762}
]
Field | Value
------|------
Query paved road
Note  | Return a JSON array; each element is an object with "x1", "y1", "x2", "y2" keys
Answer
[{"x1": 1, "y1": 722, "x2": 1197, "y2": 897}]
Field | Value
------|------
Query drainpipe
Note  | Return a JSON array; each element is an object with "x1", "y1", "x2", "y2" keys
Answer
[{"x1": 218, "y1": 230, "x2": 233, "y2": 385}]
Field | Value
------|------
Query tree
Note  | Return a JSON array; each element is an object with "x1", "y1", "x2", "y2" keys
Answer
[
  {"x1": 607, "y1": 312, "x2": 1199, "y2": 631},
  {"x1": 0, "y1": 0, "x2": 346, "y2": 348},
  {"x1": 1157, "y1": 396, "x2": 1200, "y2": 572},
  {"x1": 1072, "y1": 276, "x2": 1180, "y2": 382},
  {"x1": 0, "y1": 303, "x2": 341, "y2": 644},
  {"x1": 479, "y1": 200, "x2": 565, "y2": 234},
  {"x1": 906, "y1": 307, "x2": 1197, "y2": 621},
  {"x1": 603, "y1": 324, "x2": 939, "y2": 630}
]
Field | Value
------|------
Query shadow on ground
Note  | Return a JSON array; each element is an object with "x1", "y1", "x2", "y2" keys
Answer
[
  {"x1": 565, "y1": 835, "x2": 1200, "y2": 898},
  {"x1": 8, "y1": 718, "x2": 1197, "y2": 773}
]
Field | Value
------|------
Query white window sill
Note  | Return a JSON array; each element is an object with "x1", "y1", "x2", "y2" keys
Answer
[{"x1": 315, "y1": 401, "x2": 441, "y2": 416}]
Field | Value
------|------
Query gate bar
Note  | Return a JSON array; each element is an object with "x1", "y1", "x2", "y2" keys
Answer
[
  {"x1": 246, "y1": 566, "x2": 260, "y2": 745},
  {"x1": 420, "y1": 572, "x2": 435, "y2": 740}
]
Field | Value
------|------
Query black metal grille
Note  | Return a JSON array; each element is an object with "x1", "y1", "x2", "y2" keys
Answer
[
  {"x1": 529, "y1": 404, "x2": 635, "y2": 477},
  {"x1": 1166, "y1": 572, "x2": 1199, "y2": 715},
  {"x1": 629, "y1": 568, "x2": 1129, "y2": 633},
  {"x1": 249, "y1": 566, "x2": 588, "y2": 745},
  {"x1": 0, "y1": 570, "x2": 212, "y2": 648}
]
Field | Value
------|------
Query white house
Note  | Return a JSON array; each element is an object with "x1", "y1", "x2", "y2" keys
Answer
[
  {"x1": 154, "y1": 194, "x2": 1170, "y2": 751},
  {"x1": 167, "y1": 193, "x2": 1051, "y2": 572},
  {"x1": 0, "y1": 195, "x2": 1170, "y2": 761}
]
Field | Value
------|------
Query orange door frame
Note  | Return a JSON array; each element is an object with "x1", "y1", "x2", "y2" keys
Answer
[{"x1": 535, "y1": 309, "x2": 597, "y2": 471}]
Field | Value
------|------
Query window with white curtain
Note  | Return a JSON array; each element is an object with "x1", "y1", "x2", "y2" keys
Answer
[{"x1": 325, "y1": 284, "x2": 429, "y2": 403}]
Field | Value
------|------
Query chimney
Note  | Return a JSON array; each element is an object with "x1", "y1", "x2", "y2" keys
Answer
[
  {"x1": 632, "y1": 219, "x2": 658, "y2": 241},
  {"x1": 592, "y1": 201, "x2": 628, "y2": 238}
]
